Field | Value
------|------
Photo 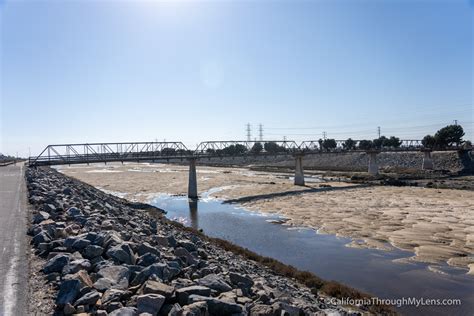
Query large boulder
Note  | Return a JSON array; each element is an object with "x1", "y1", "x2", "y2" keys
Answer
[
  {"x1": 44, "y1": 254, "x2": 70, "y2": 274},
  {"x1": 83, "y1": 245, "x2": 104, "y2": 259},
  {"x1": 108, "y1": 307, "x2": 138, "y2": 316},
  {"x1": 106, "y1": 243, "x2": 136, "y2": 265},
  {"x1": 74, "y1": 290, "x2": 101, "y2": 306},
  {"x1": 196, "y1": 274, "x2": 232, "y2": 293},
  {"x1": 143, "y1": 280, "x2": 175, "y2": 299},
  {"x1": 66, "y1": 207, "x2": 83, "y2": 219},
  {"x1": 229, "y1": 272, "x2": 254, "y2": 289},
  {"x1": 137, "y1": 242, "x2": 160, "y2": 257},
  {"x1": 137, "y1": 294, "x2": 165, "y2": 316},
  {"x1": 174, "y1": 247, "x2": 197, "y2": 266},
  {"x1": 56, "y1": 279, "x2": 81, "y2": 306},
  {"x1": 95, "y1": 265, "x2": 130, "y2": 290},
  {"x1": 32, "y1": 231, "x2": 51, "y2": 246},
  {"x1": 176, "y1": 285, "x2": 212, "y2": 306},
  {"x1": 182, "y1": 302, "x2": 209, "y2": 316},
  {"x1": 131, "y1": 263, "x2": 168, "y2": 286},
  {"x1": 33, "y1": 211, "x2": 50, "y2": 224},
  {"x1": 188, "y1": 295, "x2": 243, "y2": 315},
  {"x1": 62, "y1": 259, "x2": 91, "y2": 275}
]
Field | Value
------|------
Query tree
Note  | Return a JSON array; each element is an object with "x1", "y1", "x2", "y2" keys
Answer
[
  {"x1": 373, "y1": 136, "x2": 388, "y2": 149},
  {"x1": 264, "y1": 142, "x2": 286, "y2": 153},
  {"x1": 222, "y1": 144, "x2": 248, "y2": 155},
  {"x1": 386, "y1": 136, "x2": 402, "y2": 148},
  {"x1": 434, "y1": 124, "x2": 465, "y2": 147},
  {"x1": 251, "y1": 142, "x2": 263, "y2": 154},
  {"x1": 161, "y1": 148, "x2": 176, "y2": 155},
  {"x1": 322, "y1": 139, "x2": 337, "y2": 151},
  {"x1": 343, "y1": 138, "x2": 356, "y2": 150},
  {"x1": 318, "y1": 139, "x2": 324, "y2": 151},
  {"x1": 358, "y1": 140, "x2": 373, "y2": 150},
  {"x1": 422, "y1": 135, "x2": 436, "y2": 148}
]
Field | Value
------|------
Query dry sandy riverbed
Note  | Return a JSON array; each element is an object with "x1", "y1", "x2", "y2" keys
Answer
[{"x1": 56, "y1": 162, "x2": 474, "y2": 274}]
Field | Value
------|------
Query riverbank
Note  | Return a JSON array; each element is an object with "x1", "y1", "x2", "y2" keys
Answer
[
  {"x1": 56, "y1": 162, "x2": 474, "y2": 274},
  {"x1": 27, "y1": 166, "x2": 386, "y2": 315}
]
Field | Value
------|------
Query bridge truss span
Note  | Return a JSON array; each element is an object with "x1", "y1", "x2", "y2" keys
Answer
[
  {"x1": 194, "y1": 140, "x2": 300, "y2": 157},
  {"x1": 29, "y1": 142, "x2": 190, "y2": 166}
]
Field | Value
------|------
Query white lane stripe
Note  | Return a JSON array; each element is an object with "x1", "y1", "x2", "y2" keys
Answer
[{"x1": 2, "y1": 164, "x2": 23, "y2": 316}]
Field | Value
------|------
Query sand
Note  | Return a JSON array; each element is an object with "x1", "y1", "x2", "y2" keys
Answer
[{"x1": 56, "y1": 162, "x2": 474, "y2": 273}]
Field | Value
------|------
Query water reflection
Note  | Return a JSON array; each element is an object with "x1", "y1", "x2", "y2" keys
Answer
[
  {"x1": 188, "y1": 199, "x2": 199, "y2": 229},
  {"x1": 152, "y1": 194, "x2": 474, "y2": 316}
]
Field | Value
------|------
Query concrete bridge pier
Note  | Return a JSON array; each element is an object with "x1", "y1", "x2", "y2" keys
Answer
[
  {"x1": 294, "y1": 154, "x2": 305, "y2": 186},
  {"x1": 367, "y1": 150, "x2": 380, "y2": 176},
  {"x1": 422, "y1": 149, "x2": 434, "y2": 170},
  {"x1": 188, "y1": 158, "x2": 198, "y2": 199}
]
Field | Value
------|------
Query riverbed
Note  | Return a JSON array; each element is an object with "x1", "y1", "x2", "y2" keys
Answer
[{"x1": 56, "y1": 162, "x2": 474, "y2": 315}]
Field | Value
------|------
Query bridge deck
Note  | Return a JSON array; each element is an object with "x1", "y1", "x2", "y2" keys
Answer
[{"x1": 28, "y1": 140, "x2": 463, "y2": 166}]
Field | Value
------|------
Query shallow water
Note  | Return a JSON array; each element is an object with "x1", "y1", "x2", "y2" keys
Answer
[{"x1": 151, "y1": 193, "x2": 473, "y2": 316}]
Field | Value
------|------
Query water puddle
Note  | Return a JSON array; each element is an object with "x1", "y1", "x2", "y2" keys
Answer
[{"x1": 150, "y1": 192, "x2": 474, "y2": 316}]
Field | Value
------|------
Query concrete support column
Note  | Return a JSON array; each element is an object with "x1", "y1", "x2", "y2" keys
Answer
[
  {"x1": 188, "y1": 158, "x2": 198, "y2": 199},
  {"x1": 294, "y1": 154, "x2": 305, "y2": 186},
  {"x1": 422, "y1": 150, "x2": 434, "y2": 170},
  {"x1": 367, "y1": 151, "x2": 380, "y2": 176}
]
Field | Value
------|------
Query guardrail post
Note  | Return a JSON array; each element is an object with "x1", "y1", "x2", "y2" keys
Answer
[
  {"x1": 294, "y1": 153, "x2": 305, "y2": 186},
  {"x1": 367, "y1": 150, "x2": 380, "y2": 175},
  {"x1": 188, "y1": 157, "x2": 198, "y2": 199},
  {"x1": 421, "y1": 149, "x2": 434, "y2": 170}
]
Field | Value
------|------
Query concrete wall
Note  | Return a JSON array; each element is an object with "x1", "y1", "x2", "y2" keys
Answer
[{"x1": 194, "y1": 150, "x2": 472, "y2": 173}]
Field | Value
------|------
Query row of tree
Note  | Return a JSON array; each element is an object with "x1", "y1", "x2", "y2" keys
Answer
[
  {"x1": 205, "y1": 142, "x2": 289, "y2": 155},
  {"x1": 157, "y1": 125, "x2": 468, "y2": 156},
  {"x1": 317, "y1": 124, "x2": 468, "y2": 151}
]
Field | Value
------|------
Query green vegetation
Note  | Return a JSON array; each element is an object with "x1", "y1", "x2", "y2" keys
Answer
[
  {"x1": 342, "y1": 138, "x2": 356, "y2": 150},
  {"x1": 251, "y1": 142, "x2": 263, "y2": 154},
  {"x1": 322, "y1": 139, "x2": 337, "y2": 151},
  {"x1": 264, "y1": 141, "x2": 287, "y2": 153},
  {"x1": 423, "y1": 124, "x2": 465, "y2": 149}
]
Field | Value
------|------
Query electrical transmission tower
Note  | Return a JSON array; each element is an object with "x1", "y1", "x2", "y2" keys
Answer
[
  {"x1": 246, "y1": 123, "x2": 252, "y2": 142},
  {"x1": 323, "y1": 131, "x2": 327, "y2": 140},
  {"x1": 377, "y1": 126, "x2": 381, "y2": 138},
  {"x1": 258, "y1": 124, "x2": 263, "y2": 142}
]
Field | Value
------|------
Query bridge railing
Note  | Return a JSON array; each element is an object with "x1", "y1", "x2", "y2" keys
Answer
[
  {"x1": 29, "y1": 142, "x2": 190, "y2": 166},
  {"x1": 28, "y1": 139, "x2": 468, "y2": 166},
  {"x1": 194, "y1": 140, "x2": 300, "y2": 157},
  {"x1": 298, "y1": 139, "x2": 427, "y2": 152}
]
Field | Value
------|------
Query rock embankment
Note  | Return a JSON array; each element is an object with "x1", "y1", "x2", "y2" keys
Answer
[
  {"x1": 26, "y1": 167, "x2": 368, "y2": 315},
  {"x1": 187, "y1": 151, "x2": 472, "y2": 173}
]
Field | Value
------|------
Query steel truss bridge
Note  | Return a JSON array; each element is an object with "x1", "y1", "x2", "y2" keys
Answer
[{"x1": 28, "y1": 139, "x2": 445, "y2": 166}]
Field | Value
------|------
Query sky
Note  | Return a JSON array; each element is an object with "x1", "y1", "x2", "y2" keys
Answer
[{"x1": 1, "y1": 0, "x2": 473, "y2": 157}]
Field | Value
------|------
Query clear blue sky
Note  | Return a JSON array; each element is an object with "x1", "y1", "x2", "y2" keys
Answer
[{"x1": 1, "y1": 0, "x2": 473, "y2": 156}]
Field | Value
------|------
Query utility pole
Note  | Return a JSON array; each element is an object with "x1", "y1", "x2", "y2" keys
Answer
[
  {"x1": 283, "y1": 136, "x2": 287, "y2": 142},
  {"x1": 246, "y1": 123, "x2": 252, "y2": 142},
  {"x1": 454, "y1": 120, "x2": 458, "y2": 126},
  {"x1": 323, "y1": 131, "x2": 327, "y2": 140},
  {"x1": 377, "y1": 126, "x2": 381, "y2": 138},
  {"x1": 258, "y1": 124, "x2": 263, "y2": 142}
]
